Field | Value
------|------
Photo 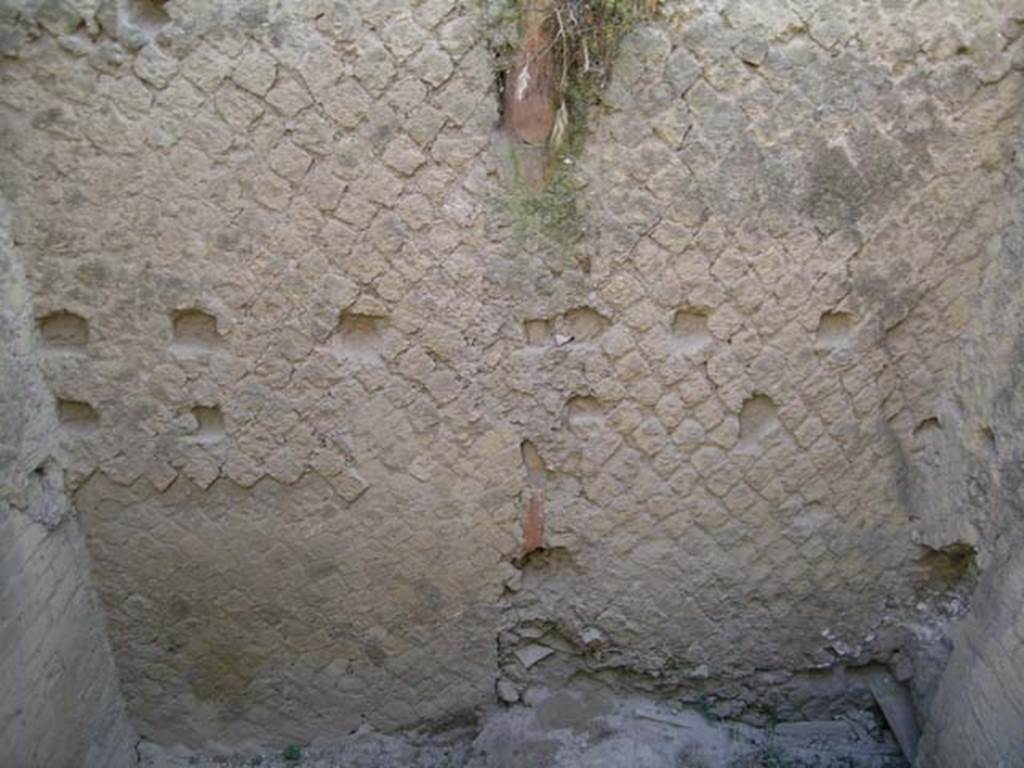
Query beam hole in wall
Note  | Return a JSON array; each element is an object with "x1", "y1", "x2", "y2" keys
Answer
[
  {"x1": 38, "y1": 311, "x2": 89, "y2": 350},
  {"x1": 190, "y1": 405, "x2": 225, "y2": 444},
  {"x1": 672, "y1": 309, "x2": 712, "y2": 353},
  {"x1": 979, "y1": 425, "x2": 996, "y2": 453},
  {"x1": 814, "y1": 311, "x2": 856, "y2": 351},
  {"x1": 524, "y1": 319, "x2": 551, "y2": 347},
  {"x1": 912, "y1": 417, "x2": 944, "y2": 467},
  {"x1": 914, "y1": 542, "x2": 977, "y2": 590},
  {"x1": 913, "y1": 417, "x2": 942, "y2": 438},
  {"x1": 26, "y1": 459, "x2": 65, "y2": 529},
  {"x1": 523, "y1": 307, "x2": 609, "y2": 348},
  {"x1": 562, "y1": 307, "x2": 610, "y2": 343},
  {"x1": 520, "y1": 439, "x2": 549, "y2": 487},
  {"x1": 57, "y1": 399, "x2": 99, "y2": 433},
  {"x1": 171, "y1": 309, "x2": 221, "y2": 355},
  {"x1": 737, "y1": 394, "x2": 779, "y2": 451},
  {"x1": 121, "y1": 0, "x2": 171, "y2": 34},
  {"x1": 333, "y1": 311, "x2": 387, "y2": 359},
  {"x1": 565, "y1": 395, "x2": 603, "y2": 428}
]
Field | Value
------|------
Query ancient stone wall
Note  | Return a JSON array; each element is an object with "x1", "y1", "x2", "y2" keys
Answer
[
  {"x1": 914, "y1": 127, "x2": 1024, "y2": 767},
  {"x1": 1, "y1": 0, "x2": 1022, "y2": 761},
  {"x1": 0, "y1": 197, "x2": 136, "y2": 766}
]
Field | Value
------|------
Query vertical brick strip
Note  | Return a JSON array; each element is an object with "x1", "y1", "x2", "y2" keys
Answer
[{"x1": 523, "y1": 492, "x2": 545, "y2": 554}]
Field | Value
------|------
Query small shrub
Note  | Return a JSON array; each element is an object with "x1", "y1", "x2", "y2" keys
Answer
[{"x1": 282, "y1": 744, "x2": 302, "y2": 762}]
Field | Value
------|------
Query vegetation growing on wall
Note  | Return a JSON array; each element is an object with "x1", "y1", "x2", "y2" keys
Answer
[
  {"x1": 546, "y1": 0, "x2": 659, "y2": 147},
  {"x1": 494, "y1": 0, "x2": 659, "y2": 246}
]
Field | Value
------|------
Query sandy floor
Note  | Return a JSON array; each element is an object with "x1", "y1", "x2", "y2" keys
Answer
[{"x1": 139, "y1": 684, "x2": 907, "y2": 768}]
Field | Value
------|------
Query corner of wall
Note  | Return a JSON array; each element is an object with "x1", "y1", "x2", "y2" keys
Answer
[
  {"x1": 0, "y1": 192, "x2": 138, "y2": 767},
  {"x1": 914, "y1": 129, "x2": 1024, "y2": 767}
]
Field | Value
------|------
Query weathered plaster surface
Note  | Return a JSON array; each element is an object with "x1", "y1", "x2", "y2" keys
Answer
[
  {"x1": 1, "y1": 0, "x2": 1022, "y2": 762},
  {"x1": 914, "y1": 126, "x2": 1024, "y2": 767},
  {"x1": 0, "y1": 195, "x2": 136, "y2": 766}
]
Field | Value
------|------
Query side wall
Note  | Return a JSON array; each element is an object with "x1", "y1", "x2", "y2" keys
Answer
[
  {"x1": 0, "y1": 198, "x2": 136, "y2": 766},
  {"x1": 915, "y1": 132, "x2": 1024, "y2": 767}
]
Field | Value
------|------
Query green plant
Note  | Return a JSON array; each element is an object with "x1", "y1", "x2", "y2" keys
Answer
[
  {"x1": 553, "y1": 1, "x2": 655, "y2": 87},
  {"x1": 538, "y1": 0, "x2": 659, "y2": 156},
  {"x1": 493, "y1": 0, "x2": 659, "y2": 246},
  {"x1": 282, "y1": 744, "x2": 302, "y2": 762},
  {"x1": 500, "y1": 146, "x2": 585, "y2": 246}
]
